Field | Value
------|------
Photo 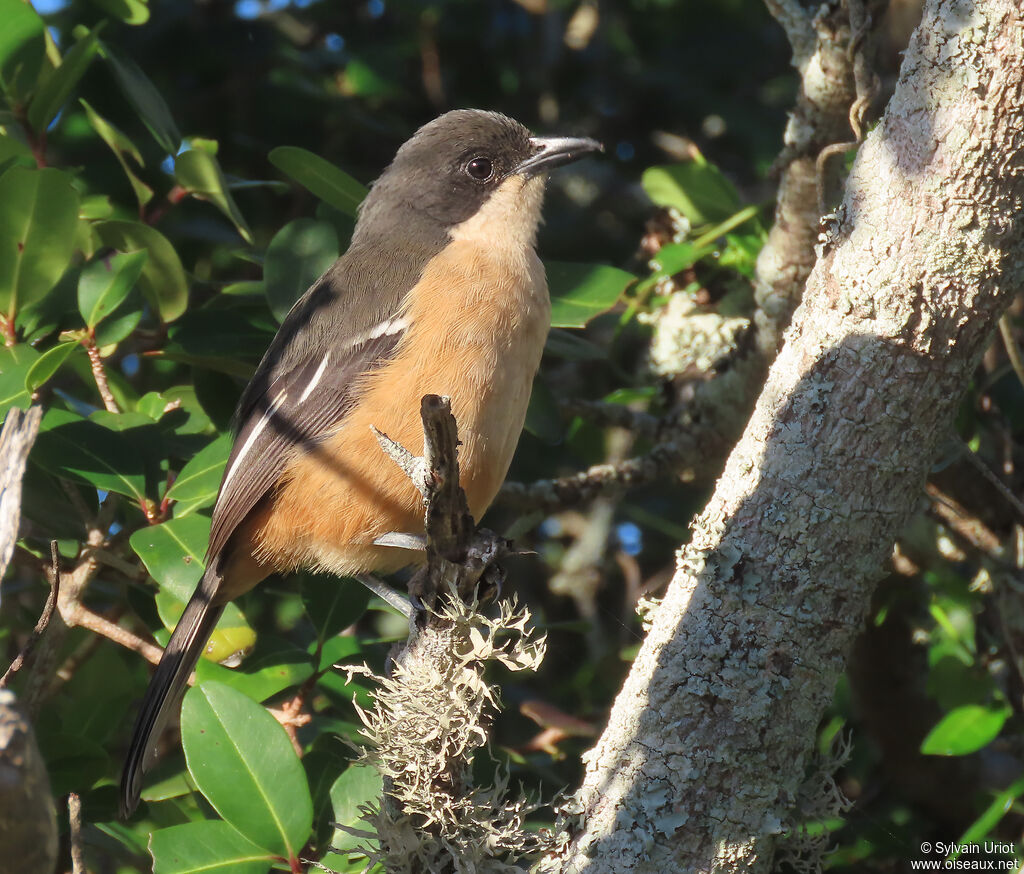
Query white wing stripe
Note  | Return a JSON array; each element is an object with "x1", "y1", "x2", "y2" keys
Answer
[
  {"x1": 221, "y1": 388, "x2": 289, "y2": 491},
  {"x1": 298, "y1": 354, "x2": 331, "y2": 404}
]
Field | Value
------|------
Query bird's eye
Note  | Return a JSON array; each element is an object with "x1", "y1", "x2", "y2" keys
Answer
[{"x1": 465, "y1": 156, "x2": 493, "y2": 181}]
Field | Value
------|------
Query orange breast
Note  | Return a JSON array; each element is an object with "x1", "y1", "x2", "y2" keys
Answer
[{"x1": 251, "y1": 239, "x2": 550, "y2": 578}]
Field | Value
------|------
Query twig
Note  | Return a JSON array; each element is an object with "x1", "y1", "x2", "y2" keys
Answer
[
  {"x1": 499, "y1": 438, "x2": 692, "y2": 513},
  {"x1": 68, "y1": 792, "x2": 85, "y2": 874},
  {"x1": 85, "y1": 341, "x2": 119, "y2": 413},
  {"x1": 64, "y1": 604, "x2": 164, "y2": 666},
  {"x1": 559, "y1": 399, "x2": 662, "y2": 440},
  {"x1": 957, "y1": 436, "x2": 1024, "y2": 524},
  {"x1": 999, "y1": 314, "x2": 1024, "y2": 391},
  {"x1": 814, "y1": 0, "x2": 881, "y2": 213},
  {"x1": 0, "y1": 542, "x2": 61, "y2": 688}
]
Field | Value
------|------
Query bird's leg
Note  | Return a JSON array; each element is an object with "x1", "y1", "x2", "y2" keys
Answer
[{"x1": 355, "y1": 573, "x2": 413, "y2": 619}]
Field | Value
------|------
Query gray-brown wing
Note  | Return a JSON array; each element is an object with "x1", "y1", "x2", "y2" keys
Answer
[{"x1": 205, "y1": 285, "x2": 408, "y2": 565}]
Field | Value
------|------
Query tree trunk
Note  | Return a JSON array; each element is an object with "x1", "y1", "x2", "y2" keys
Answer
[{"x1": 548, "y1": 1, "x2": 1024, "y2": 870}]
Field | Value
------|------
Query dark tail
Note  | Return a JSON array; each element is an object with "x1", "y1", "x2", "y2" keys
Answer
[{"x1": 119, "y1": 566, "x2": 225, "y2": 818}]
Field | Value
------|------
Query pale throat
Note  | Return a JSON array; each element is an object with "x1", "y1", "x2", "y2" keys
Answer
[{"x1": 446, "y1": 174, "x2": 547, "y2": 254}]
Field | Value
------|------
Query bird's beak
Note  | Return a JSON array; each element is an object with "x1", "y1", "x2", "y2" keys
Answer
[{"x1": 516, "y1": 135, "x2": 603, "y2": 177}]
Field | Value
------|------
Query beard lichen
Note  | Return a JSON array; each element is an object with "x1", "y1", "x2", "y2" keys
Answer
[{"x1": 336, "y1": 594, "x2": 563, "y2": 873}]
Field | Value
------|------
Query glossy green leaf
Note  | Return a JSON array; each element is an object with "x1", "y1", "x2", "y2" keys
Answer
[
  {"x1": 24, "y1": 341, "x2": 80, "y2": 391},
  {"x1": 32, "y1": 408, "x2": 147, "y2": 500},
  {"x1": 0, "y1": 0, "x2": 45, "y2": 106},
  {"x1": 648, "y1": 242, "x2": 713, "y2": 278},
  {"x1": 165, "y1": 432, "x2": 230, "y2": 515},
  {"x1": 77, "y1": 249, "x2": 148, "y2": 328},
  {"x1": 100, "y1": 44, "x2": 181, "y2": 153},
  {"x1": 95, "y1": 221, "x2": 188, "y2": 322},
  {"x1": 920, "y1": 704, "x2": 1010, "y2": 756},
  {"x1": 544, "y1": 328, "x2": 607, "y2": 361},
  {"x1": 27, "y1": 29, "x2": 100, "y2": 133},
  {"x1": 0, "y1": 344, "x2": 39, "y2": 412},
  {"x1": 129, "y1": 514, "x2": 210, "y2": 597},
  {"x1": 91, "y1": 0, "x2": 150, "y2": 26},
  {"x1": 80, "y1": 98, "x2": 154, "y2": 209},
  {"x1": 175, "y1": 147, "x2": 253, "y2": 243},
  {"x1": 263, "y1": 218, "x2": 338, "y2": 322},
  {"x1": 546, "y1": 262, "x2": 634, "y2": 328},
  {"x1": 181, "y1": 681, "x2": 314, "y2": 859},
  {"x1": 301, "y1": 574, "x2": 371, "y2": 642},
  {"x1": 155, "y1": 591, "x2": 256, "y2": 666},
  {"x1": 0, "y1": 131, "x2": 32, "y2": 165},
  {"x1": 268, "y1": 146, "x2": 367, "y2": 218},
  {"x1": 524, "y1": 371, "x2": 563, "y2": 444},
  {"x1": 196, "y1": 642, "x2": 313, "y2": 702},
  {"x1": 323, "y1": 764, "x2": 381, "y2": 861},
  {"x1": 641, "y1": 161, "x2": 741, "y2": 225},
  {"x1": 955, "y1": 774, "x2": 1024, "y2": 849},
  {"x1": 150, "y1": 821, "x2": 272, "y2": 874},
  {"x1": 0, "y1": 166, "x2": 81, "y2": 317},
  {"x1": 93, "y1": 303, "x2": 142, "y2": 347}
]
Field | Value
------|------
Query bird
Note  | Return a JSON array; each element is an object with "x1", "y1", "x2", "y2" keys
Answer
[{"x1": 119, "y1": 109, "x2": 601, "y2": 817}]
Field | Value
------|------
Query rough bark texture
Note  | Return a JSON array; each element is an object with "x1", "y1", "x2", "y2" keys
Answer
[
  {"x1": 755, "y1": 0, "x2": 857, "y2": 353},
  {"x1": 551, "y1": 1, "x2": 1024, "y2": 871}
]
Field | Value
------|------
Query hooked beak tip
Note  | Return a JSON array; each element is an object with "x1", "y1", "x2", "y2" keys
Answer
[{"x1": 518, "y1": 135, "x2": 603, "y2": 176}]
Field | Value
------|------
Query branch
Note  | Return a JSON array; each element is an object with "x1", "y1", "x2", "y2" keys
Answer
[
  {"x1": 549, "y1": 1, "x2": 1024, "y2": 868},
  {"x1": 0, "y1": 542, "x2": 60, "y2": 689},
  {"x1": 0, "y1": 405, "x2": 43, "y2": 586},
  {"x1": 348, "y1": 395, "x2": 551, "y2": 871},
  {"x1": 85, "y1": 340, "x2": 119, "y2": 414},
  {"x1": 0, "y1": 689, "x2": 58, "y2": 872}
]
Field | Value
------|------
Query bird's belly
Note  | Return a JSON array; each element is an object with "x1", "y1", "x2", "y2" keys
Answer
[{"x1": 257, "y1": 247, "x2": 549, "y2": 577}]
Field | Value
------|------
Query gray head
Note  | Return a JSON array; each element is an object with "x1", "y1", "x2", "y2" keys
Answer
[{"x1": 353, "y1": 109, "x2": 601, "y2": 248}]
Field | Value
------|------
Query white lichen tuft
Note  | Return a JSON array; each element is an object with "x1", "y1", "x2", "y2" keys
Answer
[
  {"x1": 635, "y1": 594, "x2": 662, "y2": 631},
  {"x1": 771, "y1": 732, "x2": 854, "y2": 874},
  {"x1": 343, "y1": 594, "x2": 561, "y2": 873},
  {"x1": 639, "y1": 293, "x2": 750, "y2": 379}
]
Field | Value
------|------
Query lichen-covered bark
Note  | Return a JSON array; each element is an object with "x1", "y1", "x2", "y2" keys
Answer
[
  {"x1": 549, "y1": 1, "x2": 1024, "y2": 870},
  {"x1": 754, "y1": 1, "x2": 857, "y2": 352}
]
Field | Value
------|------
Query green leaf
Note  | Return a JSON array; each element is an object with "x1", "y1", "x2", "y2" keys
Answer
[
  {"x1": 648, "y1": 242, "x2": 712, "y2": 278},
  {"x1": 301, "y1": 574, "x2": 371, "y2": 642},
  {"x1": 0, "y1": 166, "x2": 81, "y2": 318},
  {"x1": 546, "y1": 262, "x2": 634, "y2": 328},
  {"x1": 165, "y1": 432, "x2": 230, "y2": 515},
  {"x1": 27, "y1": 29, "x2": 100, "y2": 133},
  {"x1": 263, "y1": 218, "x2": 338, "y2": 322},
  {"x1": 24, "y1": 341, "x2": 80, "y2": 391},
  {"x1": 93, "y1": 303, "x2": 142, "y2": 347},
  {"x1": 0, "y1": 0, "x2": 45, "y2": 106},
  {"x1": 544, "y1": 328, "x2": 608, "y2": 361},
  {"x1": 321, "y1": 764, "x2": 381, "y2": 865},
  {"x1": 181, "y1": 681, "x2": 314, "y2": 859},
  {"x1": 268, "y1": 146, "x2": 367, "y2": 218},
  {"x1": 32, "y1": 407, "x2": 147, "y2": 501},
  {"x1": 175, "y1": 147, "x2": 253, "y2": 244},
  {"x1": 150, "y1": 821, "x2": 272, "y2": 874},
  {"x1": 641, "y1": 161, "x2": 741, "y2": 225},
  {"x1": 80, "y1": 98, "x2": 153, "y2": 209},
  {"x1": 955, "y1": 774, "x2": 1024, "y2": 849},
  {"x1": 524, "y1": 371, "x2": 563, "y2": 444},
  {"x1": 196, "y1": 641, "x2": 313, "y2": 702},
  {"x1": 155, "y1": 590, "x2": 256, "y2": 666},
  {"x1": 129, "y1": 514, "x2": 210, "y2": 597},
  {"x1": 94, "y1": 221, "x2": 188, "y2": 322},
  {"x1": 0, "y1": 344, "x2": 39, "y2": 412},
  {"x1": 90, "y1": 0, "x2": 150, "y2": 26},
  {"x1": 99, "y1": 43, "x2": 181, "y2": 153},
  {"x1": 77, "y1": 249, "x2": 148, "y2": 328},
  {"x1": 920, "y1": 704, "x2": 1010, "y2": 756}
]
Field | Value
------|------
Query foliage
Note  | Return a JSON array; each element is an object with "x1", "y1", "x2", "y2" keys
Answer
[{"x1": 0, "y1": 0, "x2": 1021, "y2": 872}]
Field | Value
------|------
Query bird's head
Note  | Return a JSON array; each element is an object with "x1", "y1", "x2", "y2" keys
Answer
[{"x1": 354, "y1": 109, "x2": 602, "y2": 250}]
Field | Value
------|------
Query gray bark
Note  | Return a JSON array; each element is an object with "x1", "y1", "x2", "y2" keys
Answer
[{"x1": 549, "y1": 0, "x2": 1024, "y2": 870}]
